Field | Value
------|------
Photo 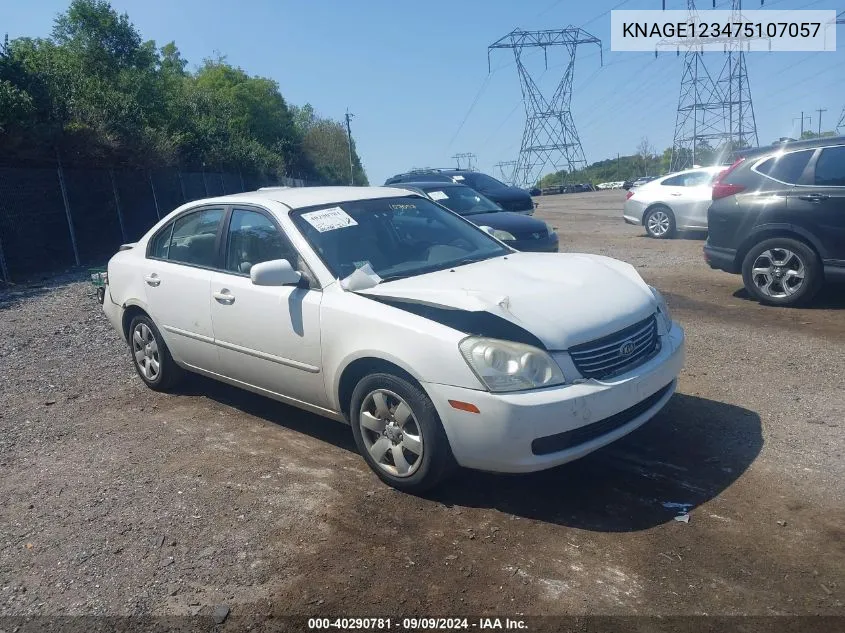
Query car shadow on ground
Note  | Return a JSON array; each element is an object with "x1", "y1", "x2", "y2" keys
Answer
[
  {"x1": 180, "y1": 375, "x2": 761, "y2": 533},
  {"x1": 732, "y1": 284, "x2": 845, "y2": 309},
  {"x1": 176, "y1": 373, "x2": 359, "y2": 452},
  {"x1": 428, "y1": 393, "x2": 762, "y2": 532}
]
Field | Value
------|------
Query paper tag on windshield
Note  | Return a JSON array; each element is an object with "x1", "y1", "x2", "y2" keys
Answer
[
  {"x1": 301, "y1": 207, "x2": 358, "y2": 232},
  {"x1": 428, "y1": 190, "x2": 448, "y2": 201},
  {"x1": 451, "y1": 175, "x2": 465, "y2": 182}
]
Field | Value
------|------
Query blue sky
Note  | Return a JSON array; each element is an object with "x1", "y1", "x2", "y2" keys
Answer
[{"x1": 4, "y1": 0, "x2": 844, "y2": 184}]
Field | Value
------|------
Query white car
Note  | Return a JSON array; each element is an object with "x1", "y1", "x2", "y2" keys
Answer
[
  {"x1": 101, "y1": 187, "x2": 685, "y2": 492},
  {"x1": 623, "y1": 166, "x2": 725, "y2": 238}
]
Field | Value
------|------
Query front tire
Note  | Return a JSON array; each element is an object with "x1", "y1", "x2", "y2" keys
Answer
[
  {"x1": 350, "y1": 373, "x2": 455, "y2": 493},
  {"x1": 644, "y1": 206, "x2": 676, "y2": 239},
  {"x1": 128, "y1": 315, "x2": 184, "y2": 391},
  {"x1": 741, "y1": 237, "x2": 822, "y2": 307}
]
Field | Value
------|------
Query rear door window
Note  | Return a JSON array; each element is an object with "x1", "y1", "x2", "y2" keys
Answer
[
  {"x1": 167, "y1": 208, "x2": 225, "y2": 267},
  {"x1": 814, "y1": 146, "x2": 845, "y2": 186},
  {"x1": 661, "y1": 171, "x2": 712, "y2": 187},
  {"x1": 755, "y1": 150, "x2": 814, "y2": 184}
]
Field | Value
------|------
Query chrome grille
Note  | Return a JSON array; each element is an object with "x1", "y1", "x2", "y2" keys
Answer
[{"x1": 569, "y1": 315, "x2": 659, "y2": 379}]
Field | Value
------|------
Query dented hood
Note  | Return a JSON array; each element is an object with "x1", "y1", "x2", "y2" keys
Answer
[{"x1": 355, "y1": 252, "x2": 658, "y2": 350}]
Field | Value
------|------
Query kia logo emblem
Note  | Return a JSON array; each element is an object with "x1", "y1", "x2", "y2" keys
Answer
[{"x1": 619, "y1": 341, "x2": 636, "y2": 356}]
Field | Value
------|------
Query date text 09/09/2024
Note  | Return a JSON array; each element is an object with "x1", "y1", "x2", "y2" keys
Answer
[{"x1": 307, "y1": 618, "x2": 528, "y2": 630}]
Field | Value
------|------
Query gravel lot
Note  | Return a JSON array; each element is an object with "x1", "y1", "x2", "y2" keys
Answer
[{"x1": 1, "y1": 190, "x2": 843, "y2": 624}]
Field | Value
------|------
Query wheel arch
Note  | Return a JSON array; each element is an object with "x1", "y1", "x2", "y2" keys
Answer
[
  {"x1": 735, "y1": 225, "x2": 824, "y2": 272},
  {"x1": 336, "y1": 356, "x2": 421, "y2": 423},
  {"x1": 121, "y1": 303, "x2": 151, "y2": 342},
  {"x1": 642, "y1": 202, "x2": 673, "y2": 226}
]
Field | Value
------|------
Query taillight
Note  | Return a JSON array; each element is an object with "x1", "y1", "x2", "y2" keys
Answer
[
  {"x1": 625, "y1": 190, "x2": 634, "y2": 200},
  {"x1": 712, "y1": 157, "x2": 746, "y2": 200}
]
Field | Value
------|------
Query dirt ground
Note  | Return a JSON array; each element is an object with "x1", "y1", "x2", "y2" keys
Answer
[{"x1": 0, "y1": 190, "x2": 843, "y2": 625}]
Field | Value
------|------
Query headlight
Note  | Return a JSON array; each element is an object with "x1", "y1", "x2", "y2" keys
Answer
[
  {"x1": 491, "y1": 229, "x2": 516, "y2": 241},
  {"x1": 649, "y1": 285, "x2": 673, "y2": 331},
  {"x1": 459, "y1": 337, "x2": 566, "y2": 393}
]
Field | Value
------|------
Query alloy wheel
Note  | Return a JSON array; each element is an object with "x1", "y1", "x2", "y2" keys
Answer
[
  {"x1": 358, "y1": 389, "x2": 423, "y2": 478},
  {"x1": 751, "y1": 248, "x2": 805, "y2": 298},
  {"x1": 132, "y1": 322, "x2": 160, "y2": 381},
  {"x1": 647, "y1": 210, "x2": 671, "y2": 237}
]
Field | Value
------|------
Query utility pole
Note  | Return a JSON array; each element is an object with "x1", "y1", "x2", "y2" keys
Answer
[
  {"x1": 793, "y1": 112, "x2": 811, "y2": 138},
  {"x1": 815, "y1": 108, "x2": 827, "y2": 136},
  {"x1": 616, "y1": 153, "x2": 620, "y2": 180},
  {"x1": 344, "y1": 109, "x2": 355, "y2": 186}
]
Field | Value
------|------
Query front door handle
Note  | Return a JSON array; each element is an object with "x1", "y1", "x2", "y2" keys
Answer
[
  {"x1": 797, "y1": 193, "x2": 829, "y2": 202},
  {"x1": 212, "y1": 290, "x2": 235, "y2": 305},
  {"x1": 670, "y1": 192, "x2": 682, "y2": 196},
  {"x1": 144, "y1": 274, "x2": 160, "y2": 287}
]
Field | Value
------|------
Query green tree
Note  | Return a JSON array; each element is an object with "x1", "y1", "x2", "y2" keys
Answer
[{"x1": 0, "y1": 0, "x2": 368, "y2": 183}]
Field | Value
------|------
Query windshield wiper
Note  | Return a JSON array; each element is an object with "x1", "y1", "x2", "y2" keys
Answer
[{"x1": 378, "y1": 273, "x2": 412, "y2": 283}]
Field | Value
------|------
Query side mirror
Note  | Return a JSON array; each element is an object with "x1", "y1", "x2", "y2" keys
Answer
[{"x1": 250, "y1": 259, "x2": 302, "y2": 287}]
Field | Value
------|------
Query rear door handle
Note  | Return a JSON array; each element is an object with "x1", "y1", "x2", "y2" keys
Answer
[
  {"x1": 797, "y1": 193, "x2": 829, "y2": 202},
  {"x1": 212, "y1": 290, "x2": 235, "y2": 305},
  {"x1": 670, "y1": 192, "x2": 682, "y2": 196},
  {"x1": 144, "y1": 274, "x2": 160, "y2": 287}
]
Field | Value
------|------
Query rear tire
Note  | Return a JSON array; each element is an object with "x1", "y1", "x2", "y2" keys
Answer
[
  {"x1": 350, "y1": 372, "x2": 456, "y2": 493},
  {"x1": 128, "y1": 315, "x2": 184, "y2": 391},
  {"x1": 741, "y1": 237, "x2": 822, "y2": 307},
  {"x1": 644, "y1": 206, "x2": 676, "y2": 239}
]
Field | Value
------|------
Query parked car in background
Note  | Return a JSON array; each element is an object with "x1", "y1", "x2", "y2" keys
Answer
[
  {"x1": 623, "y1": 166, "x2": 725, "y2": 239},
  {"x1": 101, "y1": 186, "x2": 685, "y2": 492},
  {"x1": 527, "y1": 186, "x2": 541, "y2": 197},
  {"x1": 385, "y1": 168, "x2": 534, "y2": 215},
  {"x1": 388, "y1": 182, "x2": 558, "y2": 253},
  {"x1": 704, "y1": 136, "x2": 845, "y2": 306},
  {"x1": 631, "y1": 176, "x2": 657, "y2": 188},
  {"x1": 622, "y1": 180, "x2": 634, "y2": 190}
]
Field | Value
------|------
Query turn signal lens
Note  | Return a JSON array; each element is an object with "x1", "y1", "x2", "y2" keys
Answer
[{"x1": 448, "y1": 400, "x2": 481, "y2": 414}]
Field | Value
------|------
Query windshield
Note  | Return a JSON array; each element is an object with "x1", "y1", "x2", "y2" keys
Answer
[
  {"x1": 454, "y1": 172, "x2": 508, "y2": 190},
  {"x1": 291, "y1": 197, "x2": 510, "y2": 282},
  {"x1": 422, "y1": 186, "x2": 502, "y2": 216}
]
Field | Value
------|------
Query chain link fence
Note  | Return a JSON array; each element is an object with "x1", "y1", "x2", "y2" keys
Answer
[{"x1": 0, "y1": 166, "x2": 306, "y2": 281}]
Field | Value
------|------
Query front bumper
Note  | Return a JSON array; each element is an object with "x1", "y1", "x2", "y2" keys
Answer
[
  {"x1": 511, "y1": 232, "x2": 559, "y2": 253},
  {"x1": 422, "y1": 323, "x2": 685, "y2": 473}
]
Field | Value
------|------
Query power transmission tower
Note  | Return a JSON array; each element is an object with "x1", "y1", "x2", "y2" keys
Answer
[
  {"x1": 494, "y1": 160, "x2": 518, "y2": 185},
  {"x1": 713, "y1": 0, "x2": 759, "y2": 154},
  {"x1": 344, "y1": 109, "x2": 355, "y2": 186},
  {"x1": 488, "y1": 28, "x2": 602, "y2": 188},
  {"x1": 452, "y1": 153, "x2": 477, "y2": 170},
  {"x1": 659, "y1": 1, "x2": 760, "y2": 171}
]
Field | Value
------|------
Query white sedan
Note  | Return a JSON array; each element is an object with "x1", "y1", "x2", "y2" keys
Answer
[
  {"x1": 623, "y1": 166, "x2": 725, "y2": 238},
  {"x1": 102, "y1": 186, "x2": 685, "y2": 492}
]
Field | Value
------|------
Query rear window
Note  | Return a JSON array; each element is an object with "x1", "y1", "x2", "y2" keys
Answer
[
  {"x1": 661, "y1": 171, "x2": 713, "y2": 187},
  {"x1": 459, "y1": 172, "x2": 508, "y2": 190},
  {"x1": 755, "y1": 149, "x2": 813, "y2": 184},
  {"x1": 814, "y1": 146, "x2": 845, "y2": 186}
]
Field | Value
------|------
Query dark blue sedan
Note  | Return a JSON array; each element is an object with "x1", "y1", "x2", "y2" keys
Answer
[{"x1": 389, "y1": 182, "x2": 558, "y2": 253}]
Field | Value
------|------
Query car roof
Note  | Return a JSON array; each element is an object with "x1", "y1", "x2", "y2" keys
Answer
[
  {"x1": 735, "y1": 135, "x2": 845, "y2": 159},
  {"x1": 387, "y1": 181, "x2": 465, "y2": 190},
  {"x1": 385, "y1": 168, "x2": 480, "y2": 182},
  {"x1": 185, "y1": 186, "x2": 416, "y2": 211}
]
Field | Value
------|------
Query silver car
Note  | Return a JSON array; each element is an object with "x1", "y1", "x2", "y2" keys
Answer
[{"x1": 623, "y1": 166, "x2": 725, "y2": 238}]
